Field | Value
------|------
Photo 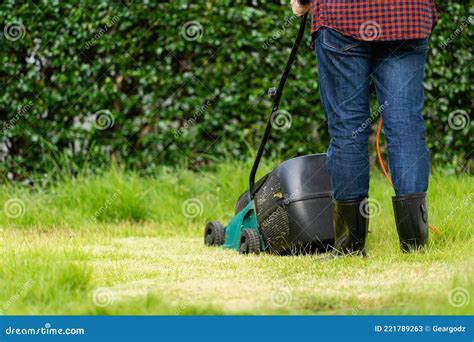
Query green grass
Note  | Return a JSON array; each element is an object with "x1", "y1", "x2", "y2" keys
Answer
[{"x1": 0, "y1": 160, "x2": 473, "y2": 315}]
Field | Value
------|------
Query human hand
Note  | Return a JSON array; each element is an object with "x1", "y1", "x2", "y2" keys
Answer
[{"x1": 290, "y1": 0, "x2": 310, "y2": 17}]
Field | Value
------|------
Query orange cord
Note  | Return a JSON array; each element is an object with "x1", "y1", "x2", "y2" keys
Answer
[
  {"x1": 376, "y1": 119, "x2": 393, "y2": 187},
  {"x1": 375, "y1": 118, "x2": 440, "y2": 235}
]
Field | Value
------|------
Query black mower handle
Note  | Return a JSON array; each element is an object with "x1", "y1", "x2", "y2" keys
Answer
[{"x1": 249, "y1": 12, "x2": 308, "y2": 198}]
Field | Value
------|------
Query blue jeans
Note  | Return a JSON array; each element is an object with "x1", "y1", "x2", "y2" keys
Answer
[{"x1": 314, "y1": 28, "x2": 430, "y2": 201}]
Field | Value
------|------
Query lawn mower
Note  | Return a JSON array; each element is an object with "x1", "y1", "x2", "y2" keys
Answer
[{"x1": 204, "y1": 12, "x2": 335, "y2": 255}]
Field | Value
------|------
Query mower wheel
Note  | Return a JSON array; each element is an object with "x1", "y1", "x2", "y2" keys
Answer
[
  {"x1": 239, "y1": 229, "x2": 261, "y2": 254},
  {"x1": 204, "y1": 221, "x2": 225, "y2": 246}
]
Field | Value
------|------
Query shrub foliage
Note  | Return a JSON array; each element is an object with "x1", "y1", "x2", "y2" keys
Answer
[{"x1": 0, "y1": 1, "x2": 472, "y2": 181}]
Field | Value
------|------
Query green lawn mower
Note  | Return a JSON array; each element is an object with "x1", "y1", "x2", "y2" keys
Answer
[{"x1": 204, "y1": 12, "x2": 335, "y2": 255}]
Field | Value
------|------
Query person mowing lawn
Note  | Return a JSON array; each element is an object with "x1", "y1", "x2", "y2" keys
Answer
[{"x1": 290, "y1": 0, "x2": 437, "y2": 255}]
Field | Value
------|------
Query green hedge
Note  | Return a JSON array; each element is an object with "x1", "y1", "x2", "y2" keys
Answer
[{"x1": 1, "y1": 1, "x2": 472, "y2": 182}]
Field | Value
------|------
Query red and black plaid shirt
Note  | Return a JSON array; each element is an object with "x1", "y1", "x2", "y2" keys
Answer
[{"x1": 310, "y1": 0, "x2": 438, "y2": 41}]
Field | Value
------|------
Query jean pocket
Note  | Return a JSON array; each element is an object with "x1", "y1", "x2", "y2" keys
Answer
[{"x1": 322, "y1": 28, "x2": 361, "y2": 52}]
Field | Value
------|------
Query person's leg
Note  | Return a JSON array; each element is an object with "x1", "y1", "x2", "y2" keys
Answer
[
  {"x1": 371, "y1": 39, "x2": 430, "y2": 252},
  {"x1": 314, "y1": 28, "x2": 372, "y2": 201},
  {"x1": 314, "y1": 28, "x2": 372, "y2": 255},
  {"x1": 371, "y1": 39, "x2": 430, "y2": 195}
]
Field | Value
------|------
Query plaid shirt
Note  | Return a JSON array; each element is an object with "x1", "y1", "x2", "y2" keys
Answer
[{"x1": 310, "y1": 0, "x2": 438, "y2": 41}]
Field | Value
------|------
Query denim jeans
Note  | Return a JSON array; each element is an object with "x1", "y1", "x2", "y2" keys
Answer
[{"x1": 314, "y1": 28, "x2": 430, "y2": 201}]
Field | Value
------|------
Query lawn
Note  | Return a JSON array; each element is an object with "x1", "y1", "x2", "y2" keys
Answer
[{"x1": 0, "y1": 160, "x2": 473, "y2": 315}]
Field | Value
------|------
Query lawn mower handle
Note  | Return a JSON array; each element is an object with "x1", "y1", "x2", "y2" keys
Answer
[{"x1": 249, "y1": 12, "x2": 308, "y2": 198}]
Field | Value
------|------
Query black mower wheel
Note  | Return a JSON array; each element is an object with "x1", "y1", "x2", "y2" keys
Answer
[
  {"x1": 239, "y1": 229, "x2": 261, "y2": 254},
  {"x1": 204, "y1": 221, "x2": 225, "y2": 246}
]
